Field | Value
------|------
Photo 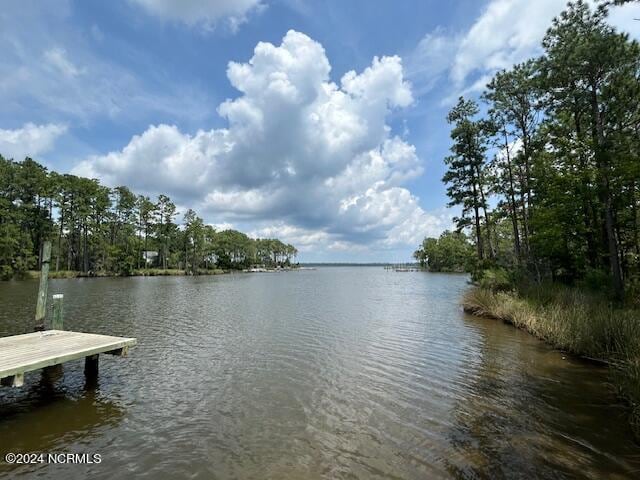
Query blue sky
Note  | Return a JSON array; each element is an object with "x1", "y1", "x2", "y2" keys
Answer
[{"x1": 1, "y1": 0, "x2": 639, "y2": 262}]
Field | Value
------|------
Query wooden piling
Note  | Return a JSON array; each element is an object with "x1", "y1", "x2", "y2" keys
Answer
[
  {"x1": 85, "y1": 354, "x2": 99, "y2": 379},
  {"x1": 43, "y1": 293, "x2": 66, "y2": 378},
  {"x1": 34, "y1": 241, "x2": 51, "y2": 331},
  {"x1": 51, "y1": 294, "x2": 64, "y2": 330},
  {"x1": 0, "y1": 373, "x2": 24, "y2": 387}
]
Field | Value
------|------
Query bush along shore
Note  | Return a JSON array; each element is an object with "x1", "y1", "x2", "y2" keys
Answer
[
  {"x1": 462, "y1": 281, "x2": 640, "y2": 437},
  {"x1": 19, "y1": 266, "x2": 303, "y2": 280}
]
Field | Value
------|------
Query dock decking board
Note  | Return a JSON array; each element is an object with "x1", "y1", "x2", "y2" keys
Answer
[{"x1": 0, "y1": 330, "x2": 137, "y2": 382}]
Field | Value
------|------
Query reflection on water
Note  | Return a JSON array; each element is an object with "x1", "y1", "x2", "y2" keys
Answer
[
  {"x1": 0, "y1": 268, "x2": 638, "y2": 479},
  {"x1": 443, "y1": 316, "x2": 637, "y2": 479},
  {"x1": 0, "y1": 372, "x2": 124, "y2": 477}
]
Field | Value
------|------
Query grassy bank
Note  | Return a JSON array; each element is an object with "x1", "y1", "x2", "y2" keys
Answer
[
  {"x1": 462, "y1": 284, "x2": 640, "y2": 436},
  {"x1": 132, "y1": 268, "x2": 226, "y2": 276},
  {"x1": 22, "y1": 270, "x2": 99, "y2": 279},
  {"x1": 20, "y1": 268, "x2": 228, "y2": 279}
]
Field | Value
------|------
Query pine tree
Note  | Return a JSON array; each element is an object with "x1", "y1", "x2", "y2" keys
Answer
[{"x1": 443, "y1": 97, "x2": 492, "y2": 260}]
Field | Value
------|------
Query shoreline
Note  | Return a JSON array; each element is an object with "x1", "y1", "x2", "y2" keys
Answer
[
  {"x1": 15, "y1": 269, "x2": 228, "y2": 280},
  {"x1": 8, "y1": 267, "x2": 308, "y2": 281},
  {"x1": 462, "y1": 285, "x2": 640, "y2": 439}
]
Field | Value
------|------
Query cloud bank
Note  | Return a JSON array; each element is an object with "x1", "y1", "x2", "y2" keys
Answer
[
  {"x1": 74, "y1": 30, "x2": 449, "y2": 254},
  {"x1": 0, "y1": 123, "x2": 67, "y2": 161}
]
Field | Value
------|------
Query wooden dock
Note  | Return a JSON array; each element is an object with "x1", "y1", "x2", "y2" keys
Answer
[
  {"x1": 0, "y1": 330, "x2": 137, "y2": 387},
  {"x1": 0, "y1": 242, "x2": 136, "y2": 389}
]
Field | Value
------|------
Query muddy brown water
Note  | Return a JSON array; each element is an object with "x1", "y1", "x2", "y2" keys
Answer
[{"x1": 0, "y1": 268, "x2": 638, "y2": 479}]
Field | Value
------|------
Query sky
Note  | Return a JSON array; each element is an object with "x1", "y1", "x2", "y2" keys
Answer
[{"x1": 1, "y1": 0, "x2": 639, "y2": 262}]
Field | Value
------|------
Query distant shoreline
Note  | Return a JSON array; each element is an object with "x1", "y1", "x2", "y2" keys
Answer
[
  {"x1": 4, "y1": 265, "x2": 465, "y2": 280},
  {"x1": 299, "y1": 263, "x2": 414, "y2": 267},
  {"x1": 11, "y1": 269, "x2": 229, "y2": 280},
  {"x1": 11, "y1": 268, "x2": 309, "y2": 280}
]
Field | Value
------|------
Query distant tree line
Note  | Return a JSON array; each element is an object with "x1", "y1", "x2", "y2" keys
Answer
[
  {"x1": 0, "y1": 156, "x2": 297, "y2": 279},
  {"x1": 416, "y1": 1, "x2": 640, "y2": 301}
]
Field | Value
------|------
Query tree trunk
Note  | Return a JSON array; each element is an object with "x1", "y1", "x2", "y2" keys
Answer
[
  {"x1": 57, "y1": 208, "x2": 64, "y2": 271},
  {"x1": 590, "y1": 85, "x2": 623, "y2": 300},
  {"x1": 476, "y1": 164, "x2": 494, "y2": 259},
  {"x1": 83, "y1": 224, "x2": 89, "y2": 273},
  {"x1": 502, "y1": 129, "x2": 522, "y2": 260},
  {"x1": 632, "y1": 179, "x2": 640, "y2": 257},
  {"x1": 470, "y1": 175, "x2": 484, "y2": 260},
  {"x1": 573, "y1": 108, "x2": 598, "y2": 268},
  {"x1": 516, "y1": 163, "x2": 531, "y2": 257}
]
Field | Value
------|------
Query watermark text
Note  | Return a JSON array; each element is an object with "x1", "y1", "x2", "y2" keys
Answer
[{"x1": 4, "y1": 452, "x2": 101, "y2": 465}]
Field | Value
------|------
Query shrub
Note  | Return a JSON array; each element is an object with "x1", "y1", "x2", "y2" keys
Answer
[
  {"x1": 579, "y1": 268, "x2": 613, "y2": 293},
  {"x1": 477, "y1": 268, "x2": 512, "y2": 291}
]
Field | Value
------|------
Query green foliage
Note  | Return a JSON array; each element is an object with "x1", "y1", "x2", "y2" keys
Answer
[
  {"x1": 432, "y1": 0, "x2": 640, "y2": 302},
  {"x1": 107, "y1": 245, "x2": 137, "y2": 276},
  {"x1": 579, "y1": 268, "x2": 614, "y2": 293},
  {"x1": 477, "y1": 268, "x2": 513, "y2": 291},
  {"x1": 414, "y1": 230, "x2": 474, "y2": 272},
  {"x1": 443, "y1": 98, "x2": 493, "y2": 260},
  {"x1": 0, "y1": 218, "x2": 35, "y2": 279},
  {"x1": 0, "y1": 156, "x2": 297, "y2": 279},
  {"x1": 441, "y1": 5, "x2": 640, "y2": 437}
]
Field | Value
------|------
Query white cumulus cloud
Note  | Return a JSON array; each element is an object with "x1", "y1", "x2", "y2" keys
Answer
[
  {"x1": 74, "y1": 30, "x2": 447, "y2": 253},
  {"x1": 450, "y1": 0, "x2": 563, "y2": 85},
  {"x1": 409, "y1": 0, "x2": 640, "y2": 97},
  {"x1": 0, "y1": 123, "x2": 67, "y2": 161}
]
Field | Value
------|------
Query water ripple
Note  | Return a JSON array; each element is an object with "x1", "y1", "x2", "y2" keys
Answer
[{"x1": 1, "y1": 269, "x2": 639, "y2": 479}]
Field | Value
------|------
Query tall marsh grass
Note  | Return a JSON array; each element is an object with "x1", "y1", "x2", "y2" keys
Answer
[{"x1": 463, "y1": 284, "x2": 640, "y2": 436}]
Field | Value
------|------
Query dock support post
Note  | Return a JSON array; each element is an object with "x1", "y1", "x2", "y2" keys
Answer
[
  {"x1": 34, "y1": 241, "x2": 51, "y2": 331},
  {"x1": 85, "y1": 354, "x2": 99, "y2": 379},
  {"x1": 43, "y1": 293, "x2": 65, "y2": 379},
  {"x1": 1, "y1": 373, "x2": 24, "y2": 388},
  {"x1": 51, "y1": 294, "x2": 64, "y2": 330}
]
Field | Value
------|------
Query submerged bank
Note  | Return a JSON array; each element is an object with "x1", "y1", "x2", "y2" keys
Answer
[{"x1": 462, "y1": 285, "x2": 640, "y2": 438}]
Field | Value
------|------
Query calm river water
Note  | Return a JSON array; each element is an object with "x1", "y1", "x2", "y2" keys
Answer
[{"x1": 0, "y1": 268, "x2": 638, "y2": 479}]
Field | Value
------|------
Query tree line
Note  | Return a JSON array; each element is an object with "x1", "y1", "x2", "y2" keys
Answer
[
  {"x1": 413, "y1": 231, "x2": 473, "y2": 273},
  {"x1": 0, "y1": 156, "x2": 297, "y2": 279},
  {"x1": 416, "y1": 1, "x2": 640, "y2": 301}
]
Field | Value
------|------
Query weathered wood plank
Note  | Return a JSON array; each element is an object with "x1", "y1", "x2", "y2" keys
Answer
[
  {"x1": 0, "y1": 330, "x2": 136, "y2": 381},
  {"x1": 105, "y1": 346, "x2": 129, "y2": 357}
]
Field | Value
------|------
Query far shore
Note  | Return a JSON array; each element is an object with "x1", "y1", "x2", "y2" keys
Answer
[{"x1": 12, "y1": 266, "x2": 306, "y2": 281}]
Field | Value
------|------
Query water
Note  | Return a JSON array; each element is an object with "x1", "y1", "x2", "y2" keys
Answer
[{"x1": 0, "y1": 268, "x2": 638, "y2": 479}]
